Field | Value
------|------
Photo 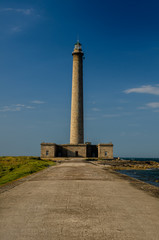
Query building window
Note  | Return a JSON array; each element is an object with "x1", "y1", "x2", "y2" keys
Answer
[
  {"x1": 105, "y1": 151, "x2": 107, "y2": 156},
  {"x1": 46, "y1": 150, "x2": 49, "y2": 156}
]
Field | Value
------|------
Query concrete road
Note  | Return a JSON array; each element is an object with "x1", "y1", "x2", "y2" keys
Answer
[{"x1": 0, "y1": 160, "x2": 159, "y2": 240}]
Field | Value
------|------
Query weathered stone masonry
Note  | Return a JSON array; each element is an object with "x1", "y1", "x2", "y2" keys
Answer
[
  {"x1": 41, "y1": 143, "x2": 113, "y2": 159},
  {"x1": 70, "y1": 43, "x2": 84, "y2": 144}
]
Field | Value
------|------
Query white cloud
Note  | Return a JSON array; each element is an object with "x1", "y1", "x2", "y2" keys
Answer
[
  {"x1": 138, "y1": 102, "x2": 159, "y2": 111},
  {"x1": 0, "y1": 104, "x2": 35, "y2": 112},
  {"x1": 31, "y1": 100, "x2": 45, "y2": 104},
  {"x1": 0, "y1": 106, "x2": 21, "y2": 112},
  {"x1": 15, "y1": 104, "x2": 25, "y2": 107},
  {"x1": 26, "y1": 106, "x2": 35, "y2": 109},
  {"x1": 146, "y1": 102, "x2": 159, "y2": 108},
  {"x1": 124, "y1": 85, "x2": 159, "y2": 95},
  {"x1": 1, "y1": 8, "x2": 34, "y2": 15}
]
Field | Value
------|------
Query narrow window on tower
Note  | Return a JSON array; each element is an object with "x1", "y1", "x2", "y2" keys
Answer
[
  {"x1": 105, "y1": 151, "x2": 107, "y2": 156},
  {"x1": 46, "y1": 150, "x2": 49, "y2": 156}
]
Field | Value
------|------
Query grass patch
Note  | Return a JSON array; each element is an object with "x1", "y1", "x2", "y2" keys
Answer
[{"x1": 0, "y1": 156, "x2": 56, "y2": 185}]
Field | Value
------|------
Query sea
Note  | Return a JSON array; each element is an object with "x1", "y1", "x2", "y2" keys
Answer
[{"x1": 116, "y1": 158, "x2": 159, "y2": 187}]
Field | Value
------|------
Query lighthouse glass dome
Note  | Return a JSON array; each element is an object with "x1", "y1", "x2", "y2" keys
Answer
[{"x1": 74, "y1": 41, "x2": 82, "y2": 50}]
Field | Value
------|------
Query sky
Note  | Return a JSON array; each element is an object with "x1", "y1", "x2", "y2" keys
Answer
[{"x1": 0, "y1": 0, "x2": 159, "y2": 157}]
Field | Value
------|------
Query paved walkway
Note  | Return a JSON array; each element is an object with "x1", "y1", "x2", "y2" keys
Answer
[{"x1": 0, "y1": 160, "x2": 159, "y2": 240}]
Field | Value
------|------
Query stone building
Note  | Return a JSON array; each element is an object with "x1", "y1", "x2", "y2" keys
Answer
[{"x1": 41, "y1": 42, "x2": 113, "y2": 159}]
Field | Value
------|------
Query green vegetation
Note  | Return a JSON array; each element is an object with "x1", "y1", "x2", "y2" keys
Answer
[{"x1": 0, "y1": 156, "x2": 56, "y2": 185}]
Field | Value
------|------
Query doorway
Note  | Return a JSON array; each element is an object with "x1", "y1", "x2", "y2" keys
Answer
[
  {"x1": 75, "y1": 151, "x2": 78, "y2": 157},
  {"x1": 92, "y1": 152, "x2": 95, "y2": 157}
]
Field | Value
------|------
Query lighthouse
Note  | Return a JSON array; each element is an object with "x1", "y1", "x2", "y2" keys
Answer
[
  {"x1": 41, "y1": 42, "x2": 113, "y2": 159},
  {"x1": 70, "y1": 41, "x2": 84, "y2": 144}
]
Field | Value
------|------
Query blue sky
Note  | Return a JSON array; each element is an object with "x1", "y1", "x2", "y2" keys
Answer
[{"x1": 0, "y1": 0, "x2": 159, "y2": 157}]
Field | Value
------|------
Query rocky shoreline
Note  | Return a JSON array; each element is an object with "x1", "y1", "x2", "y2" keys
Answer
[{"x1": 97, "y1": 159, "x2": 159, "y2": 170}]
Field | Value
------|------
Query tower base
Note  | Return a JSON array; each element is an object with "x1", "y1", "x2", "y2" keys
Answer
[{"x1": 41, "y1": 143, "x2": 113, "y2": 159}]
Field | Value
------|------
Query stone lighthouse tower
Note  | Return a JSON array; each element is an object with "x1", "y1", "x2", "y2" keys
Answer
[
  {"x1": 70, "y1": 41, "x2": 84, "y2": 144},
  {"x1": 41, "y1": 41, "x2": 113, "y2": 159}
]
